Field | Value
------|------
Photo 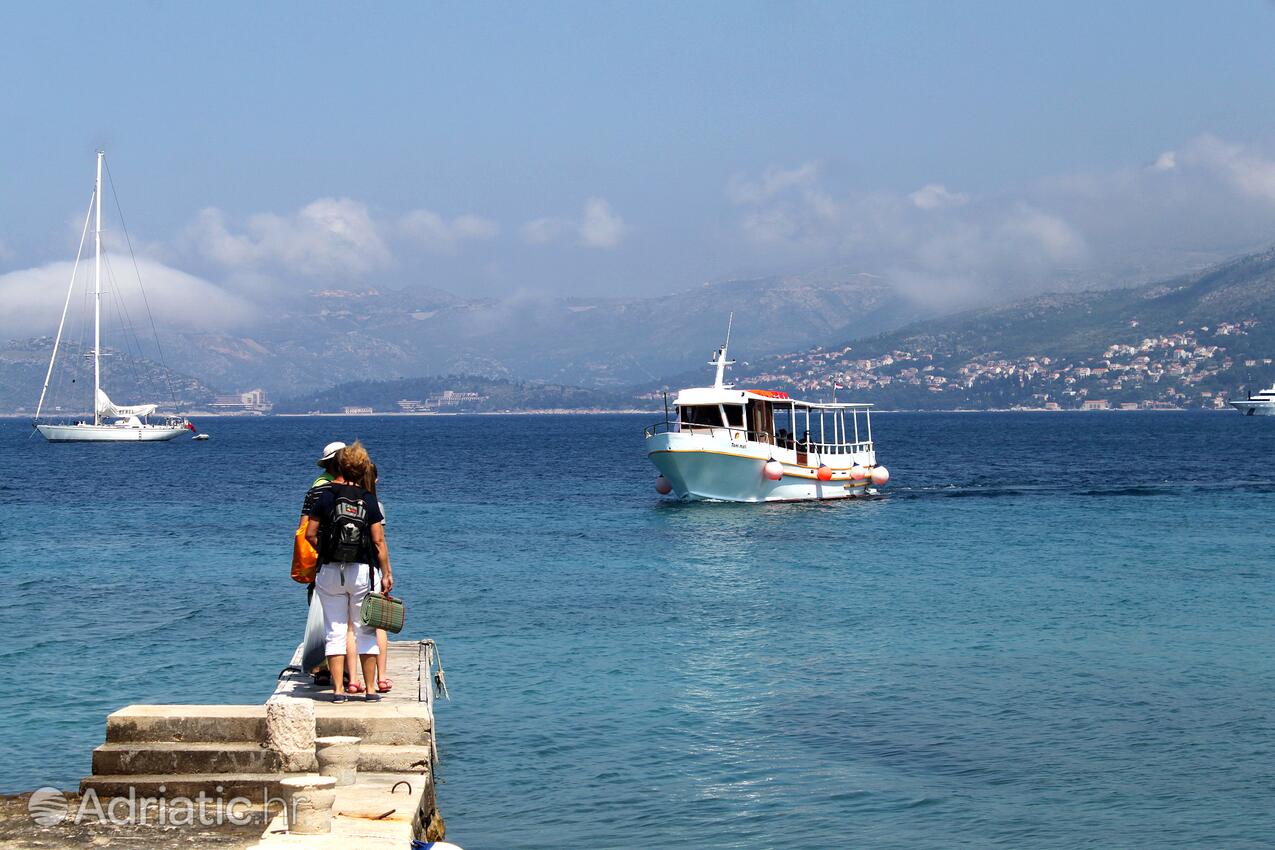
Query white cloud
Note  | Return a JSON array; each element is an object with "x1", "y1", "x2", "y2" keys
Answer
[
  {"x1": 1181, "y1": 134, "x2": 1275, "y2": 203},
  {"x1": 725, "y1": 162, "x2": 1091, "y2": 305},
  {"x1": 185, "y1": 198, "x2": 392, "y2": 277},
  {"x1": 578, "y1": 197, "x2": 626, "y2": 248},
  {"x1": 399, "y1": 209, "x2": 500, "y2": 254},
  {"x1": 520, "y1": 216, "x2": 568, "y2": 245},
  {"x1": 1152, "y1": 151, "x2": 1177, "y2": 171},
  {"x1": 519, "y1": 198, "x2": 628, "y2": 249},
  {"x1": 727, "y1": 162, "x2": 821, "y2": 204},
  {"x1": 0, "y1": 256, "x2": 255, "y2": 339},
  {"x1": 909, "y1": 183, "x2": 969, "y2": 210}
]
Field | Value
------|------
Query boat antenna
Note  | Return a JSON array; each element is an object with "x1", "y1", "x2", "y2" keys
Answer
[
  {"x1": 662, "y1": 389, "x2": 670, "y2": 426},
  {"x1": 710, "y1": 312, "x2": 736, "y2": 389}
]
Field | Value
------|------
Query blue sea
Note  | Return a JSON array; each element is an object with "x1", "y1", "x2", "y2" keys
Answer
[{"x1": 3, "y1": 411, "x2": 1274, "y2": 848}]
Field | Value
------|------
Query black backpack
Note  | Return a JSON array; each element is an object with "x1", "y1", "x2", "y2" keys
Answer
[{"x1": 321, "y1": 484, "x2": 371, "y2": 564}]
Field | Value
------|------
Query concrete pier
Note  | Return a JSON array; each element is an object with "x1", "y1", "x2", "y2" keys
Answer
[{"x1": 77, "y1": 640, "x2": 446, "y2": 848}]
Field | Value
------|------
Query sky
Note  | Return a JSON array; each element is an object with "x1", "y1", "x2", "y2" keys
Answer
[{"x1": 5, "y1": 1, "x2": 1275, "y2": 334}]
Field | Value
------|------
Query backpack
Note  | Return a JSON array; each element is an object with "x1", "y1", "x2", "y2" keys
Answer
[{"x1": 321, "y1": 484, "x2": 372, "y2": 565}]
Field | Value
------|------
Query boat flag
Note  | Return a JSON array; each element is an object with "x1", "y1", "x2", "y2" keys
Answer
[{"x1": 187, "y1": 421, "x2": 198, "y2": 433}]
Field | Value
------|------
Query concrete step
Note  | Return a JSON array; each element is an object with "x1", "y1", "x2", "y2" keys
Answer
[
  {"x1": 313, "y1": 703, "x2": 433, "y2": 746},
  {"x1": 106, "y1": 705, "x2": 267, "y2": 744},
  {"x1": 80, "y1": 773, "x2": 287, "y2": 800},
  {"x1": 358, "y1": 744, "x2": 433, "y2": 774},
  {"x1": 92, "y1": 742, "x2": 282, "y2": 776},
  {"x1": 107, "y1": 703, "x2": 432, "y2": 746},
  {"x1": 91, "y1": 741, "x2": 432, "y2": 776}
]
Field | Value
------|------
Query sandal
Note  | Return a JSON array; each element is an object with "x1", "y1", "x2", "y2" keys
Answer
[
  {"x1": 346, "y1": 681, "x2": 365, "y2": 694},
  {"x1": 377, "y1": 679, "x2": 393, "y2": 693}
]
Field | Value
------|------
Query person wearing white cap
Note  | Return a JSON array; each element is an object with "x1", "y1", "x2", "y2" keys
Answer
[{"x1": 299, "y1": 440, "x2": 366, "y2": 694}]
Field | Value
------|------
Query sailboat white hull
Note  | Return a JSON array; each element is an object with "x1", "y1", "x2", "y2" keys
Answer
[{"x1": 37, "y1": 423, "x2": 189, "y2": 442}]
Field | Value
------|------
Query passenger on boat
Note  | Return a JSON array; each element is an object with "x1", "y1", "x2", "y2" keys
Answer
[{"x1": 306, "y1": 442, "x2": 394, "y2": 703}]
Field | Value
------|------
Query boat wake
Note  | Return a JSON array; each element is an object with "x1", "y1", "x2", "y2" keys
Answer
[{"x1": 893, "y1": 480, "x2": 1275, "y2": 500}]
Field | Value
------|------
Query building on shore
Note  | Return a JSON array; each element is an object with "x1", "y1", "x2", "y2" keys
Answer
[
  {"x1": 1081, "y1": 399, "x2": 1111, "y2": 410},
  {"x1": 342, "y1": 406, "x2": 374, "y2": 415},
  {"x1": 211, "y1": 388, "x2": 272, "y2": 414}
]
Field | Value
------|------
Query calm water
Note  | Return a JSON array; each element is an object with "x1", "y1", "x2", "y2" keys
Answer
[{"x1": 2, "y1": 412, "x2": 1274, "y2": 849}]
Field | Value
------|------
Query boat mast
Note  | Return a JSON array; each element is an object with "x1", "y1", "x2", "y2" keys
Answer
[
  {"x1": 93, "y1": 150, "x2": 103, "y2": 426},
  {"x1": 711, "y1": 312, "x2": 735, "y2": 389}
]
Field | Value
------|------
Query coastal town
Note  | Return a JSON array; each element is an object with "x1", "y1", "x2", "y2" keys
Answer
[{"x1": 742, "y1": 320, "x2": 1269, "y2": 410}]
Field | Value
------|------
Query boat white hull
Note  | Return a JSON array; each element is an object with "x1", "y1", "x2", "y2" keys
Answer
[
  {"x1": 36, "y1": 423, "x2": 189, "y2": 442},
  {"x1": 1228, "y1": 400, "x2": 1275, "y2": 416},
  {"x1": 647, "y1": 432, "x2": 876, "y2": 502}
]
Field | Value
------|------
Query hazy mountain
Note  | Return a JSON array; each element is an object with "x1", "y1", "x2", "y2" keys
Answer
[
  {"x1": 274, "y1": 375, "x2": 641, "y2": 414},
  {"x1": 1, "y1": 338, "x2": 217, "y2": 415},
  {"x1": 721, "y1": 246, "x2": 1275, "y2": 409},
  {"x1": 153, "y1": 270, "x2": 921, "y2": 397}
]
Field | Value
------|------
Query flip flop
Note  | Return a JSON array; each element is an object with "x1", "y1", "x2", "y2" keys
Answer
[
  {"x1": 377, "y1": 679, "x2": 394, "y2": 693},
  {"x1": 346, "y1": 682, "x2": 365, "y2": 694}
]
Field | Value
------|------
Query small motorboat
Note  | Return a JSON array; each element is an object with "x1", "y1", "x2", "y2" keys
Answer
[
  {"x1": 192, "y1": 433, "x2": 210, "y2": 441},
  {"x1": 645, "y1": 318, "x2": 888, "y2": 502}
]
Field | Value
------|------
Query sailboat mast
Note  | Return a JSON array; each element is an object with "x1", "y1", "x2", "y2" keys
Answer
[{"x1": 93, "y1": 151, "x2": 103, "y2": 426}]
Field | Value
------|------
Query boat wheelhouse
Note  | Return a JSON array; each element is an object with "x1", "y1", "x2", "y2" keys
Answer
[{"x1": 645, "y1": 325, "x2": 888, "y2": 502}]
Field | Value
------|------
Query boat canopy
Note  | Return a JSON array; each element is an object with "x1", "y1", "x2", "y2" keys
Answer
[{"x1": 673, "y1": 386, "x2": 872, "y2": 410}]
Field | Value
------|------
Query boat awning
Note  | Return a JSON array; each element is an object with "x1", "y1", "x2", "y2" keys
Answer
[{"x1": 673, "y1": 386, "x2": 872, "y2": 409}]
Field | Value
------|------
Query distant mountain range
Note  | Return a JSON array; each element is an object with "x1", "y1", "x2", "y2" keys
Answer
[
  {"x1": 724, "y1": 246, "x2": 1275, "y2": 409},
  {"x1": 0, "y1": 338, "x2": 217, "y2": 416},
  {"x1": 6, "y1": 247, "x2": 1275, "y2": 413},
  {"x1": 152, "y1": 269, "x2": 920, "y2": 397}
]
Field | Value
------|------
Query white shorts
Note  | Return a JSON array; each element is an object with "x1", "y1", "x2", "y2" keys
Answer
[{"x1": 315, "y1": 562, "x2": 381, "y2": 657}]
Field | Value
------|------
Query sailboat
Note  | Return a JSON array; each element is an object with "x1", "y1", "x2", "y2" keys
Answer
[{"x1": 34, "y1": 152, "x2": 192, "y2": 442}]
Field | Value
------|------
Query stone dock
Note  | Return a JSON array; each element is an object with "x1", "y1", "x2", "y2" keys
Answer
[{"x1": 74, "y1": 640, "x2": 447, "y2": 849}]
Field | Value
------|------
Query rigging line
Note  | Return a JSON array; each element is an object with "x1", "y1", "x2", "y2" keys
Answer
[
  {"x1": 102, "y1": 252, "x2": 143, "y2": 395},
  {"x1": 103, "y1": 250, "x2": 158, "y2": 405},
  {"x1": 35, "y1": 189, "x2": 95, "y2": 422},
  {"x1": 104, "y1": 159, "x2": 180, "y2": 408}
]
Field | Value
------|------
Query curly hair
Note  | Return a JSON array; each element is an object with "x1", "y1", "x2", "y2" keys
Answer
[{"x1": 338, "y1": 441, "x2": 374, "y2": 489}]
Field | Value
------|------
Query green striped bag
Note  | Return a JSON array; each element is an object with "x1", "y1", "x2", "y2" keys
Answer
[{"x1": 360, "y1": 592, "x2": 405, "y2": 634}]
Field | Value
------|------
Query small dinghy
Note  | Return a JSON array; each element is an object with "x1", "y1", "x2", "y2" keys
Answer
[{"x1": 192, "y1": 433, "x2": 210, "y2": 441}]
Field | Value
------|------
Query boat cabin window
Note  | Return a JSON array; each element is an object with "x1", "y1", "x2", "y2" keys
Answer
[
  {"x1": 723, "y1": 404, "x2": 745, "y2": 429},
  {"x1": 772, "y1": 405, "x2": 798, "y2": 448},
  {"x1": 680, "y1": 405, "x2": 724, "y2": 428}
]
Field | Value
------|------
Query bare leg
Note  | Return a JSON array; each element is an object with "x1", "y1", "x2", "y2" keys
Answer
[
  {"x1": 376, "y1": 630, "x2": 388, "y2": 685},
  {"x1": 360, "y1": 654, "x2": 379, "y2": 698},
  {"x1": 328, "y1": 655, "x2": 345, "y2": 695},
  {"x1": 345, "y1": 627, "x2": 361, "y2": 690}
]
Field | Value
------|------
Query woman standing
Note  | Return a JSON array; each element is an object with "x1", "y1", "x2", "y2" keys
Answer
[{"x1": 305, "y1": 442, "x2": 394, "y2": 702}]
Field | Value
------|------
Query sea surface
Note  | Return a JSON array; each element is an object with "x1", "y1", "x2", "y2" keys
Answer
[{"x1": 2, "y1": 412, "x2": 1274, "y2": 849}]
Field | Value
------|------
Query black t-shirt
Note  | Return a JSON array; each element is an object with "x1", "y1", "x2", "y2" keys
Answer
[
  {"x1": 300, "y1": 473, "x2": 334, "y2": 516},
  {"x1": 308, "y1": 483, "x2": 384, "y2": 563}
]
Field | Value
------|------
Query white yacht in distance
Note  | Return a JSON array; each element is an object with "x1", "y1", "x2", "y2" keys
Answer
[
  {"x1": 1228, "y1": 382, "x2": 1275, "y2": 416},
  {"x1": 34, "y1": 152, "x2": 193, "y2": 442},
  {"x1": 645, "y1": 319, "x2": 888, "y2": 502}
]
